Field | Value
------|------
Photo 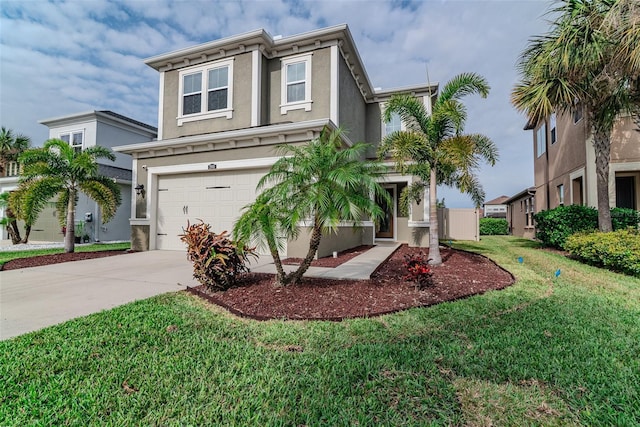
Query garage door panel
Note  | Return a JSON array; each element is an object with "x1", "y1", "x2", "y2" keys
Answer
[{"x1": 156, "y1": 168, "x2": 269, "y2": 251}]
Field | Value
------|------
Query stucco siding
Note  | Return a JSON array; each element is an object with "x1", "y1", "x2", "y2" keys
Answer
[
  {"x1": 162, "y1": 53, "x2": 253, "y2": 139},
  {"x1": 286, "y1": 226, "x2": 369, "y2": 259},
  {"x1": 95, "y1": 121, "x2": 143, "y2": 170},
  {"x1": 338, "y1": 56, "x2": 366, "y2": 144},
  {"x1": 267, "y1": 48, "x2": 331, "y2": 123},
  {"x1": 365, "y1": 103, "x2": 383, "y2": 158}
]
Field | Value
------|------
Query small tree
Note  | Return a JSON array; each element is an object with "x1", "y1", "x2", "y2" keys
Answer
[
  {"x1": 234, "y1": 126, "x2": 389, "y2": 286},
  {"x1": 13, "y1": 139, "x2": 121, "y2": 253}
]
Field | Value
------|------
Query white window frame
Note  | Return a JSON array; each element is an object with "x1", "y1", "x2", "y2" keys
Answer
[
  {"x1": 59, "y1": 130, "x2": 84, "y2": 153},
  {"x1": 557, "y1": 183, "x2": 564, "y2": 205},
  {"x1": 6, "y1": 161, "x2": 19, "y2": 177},
  {"x1": 550, "y1": 113, "x2": 557, "y2": 144},
  {"x1": 536, "y1": 124, "x2": 546, "y2": 157},
  {"x1": 384, "y1": 111, "x2": 403, "y2": 137},
  {"x1": 280, "y1": 53, "x2": 313, "y2": 114},
  {"x1": 177, "y1": 58, "x2": 234, "y2": 126}
]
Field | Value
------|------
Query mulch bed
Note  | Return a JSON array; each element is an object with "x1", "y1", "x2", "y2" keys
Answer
[
  {"x1": 282, "y1": 245, "x2": 374, "y2": 268},
  {"x1": 1, "y1": 250, "x2": 130, "y2": 271},
  {"x1": 187, "y1": 245, "x2": 515, "y2": 321}
]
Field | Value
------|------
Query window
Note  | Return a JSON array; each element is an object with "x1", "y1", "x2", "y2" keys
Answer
[
  {"x1": 178, "y1": 58, "x2": 234, "y2": 125},
  {"x1": 536, "y1": 124, "x2": 546, "y2": 157},
  {"x1": 550, "y1": 113, "x2": 557, "y2": 144},
  {"x1": 573, "y1": 105, "x2": 583, "y2": 123},
  {"x1": 6, "y1": 161, "x2": 19, "y2": 177},
  {"x1": 281, "y1": 53, "x2": 312, "y2": 114},
  {"x1": 384, "y1": 112, "x2": 402, "y2": 136},
  {"x1": 60, "y1": 131, "x2": 84, "y2": 153},
  {"x1": 557, "y1": 184, "x2": 564, "y2": 205}
]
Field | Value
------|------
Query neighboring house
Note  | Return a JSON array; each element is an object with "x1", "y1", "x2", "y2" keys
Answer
[
  {"x1": 504, "y1": 187, "x2": 536, "y2": 239},
  {"x1": 113, "y1": 24, "x2": 437, "y2": 256},
  {"x1": 0, "y1": 111, "x2": 157, "y2": 242},
  {"x1": 526, "y1": 110, "x2": 640, "y2": 213},
  {"x1": 482, "y1": 195, "x2": 508, "y2": 218}
]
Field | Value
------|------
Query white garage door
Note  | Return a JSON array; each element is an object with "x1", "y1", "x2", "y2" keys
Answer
[{"x1": 156, "y1": 168, "x2": 267, "y2": 251}]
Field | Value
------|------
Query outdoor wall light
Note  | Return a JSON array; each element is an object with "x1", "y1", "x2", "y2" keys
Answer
[{"x1": 135, "y1": 184, "x2": 145, "y2": 198}]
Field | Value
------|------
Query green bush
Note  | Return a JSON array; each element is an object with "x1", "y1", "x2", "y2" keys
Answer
[
  {"x1": 180, "y1": 220, "x2": 257, "y2": 291},
  {"x1": 565, "y1": 229, "x2": 640, "y2": 277},
  {"x1": 533, "y1": 205, "x2": 598, "y2": 248},
  {"x1": 479, "y1": 217, "x2": 509, "y2": 235},
  {"x1": 611, "y1": 207, "x2": 640, "y2": 230}
]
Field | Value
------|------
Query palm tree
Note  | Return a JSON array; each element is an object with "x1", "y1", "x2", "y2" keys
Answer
[
  {"x1": 13, "y1": 139, "x2": 121, "y2": 253},
  {"x1": 0, "y1": 127, "x2": 30, "y2": 176},
  {"x1": 379, "y1": 73, "x2": 498, "y2": 265},
  {"x1": 512, "y1": 0, "x2": 640, "y2": 232},
  {"x1": 234, "y1": 126, "x2": 389, "y2": 286},
  {"x1": 0, "y1": 192, "x2": 24, "y2": 244}
]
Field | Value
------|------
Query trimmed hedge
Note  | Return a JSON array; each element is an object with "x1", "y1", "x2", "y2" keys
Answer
[
  {"x1": 479, "y1": 218, "x2": 509, "y2": 235},
  {"x1": 534, "y1": 205, "x2": 640, "y2": 249},
  {"x1": 564, "y1": 229, "x2": 640, "y2": 277}
]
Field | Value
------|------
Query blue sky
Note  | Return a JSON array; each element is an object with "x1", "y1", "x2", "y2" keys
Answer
[{"x1": 0, "y1": 0, "x2": 551, "y2": 207}]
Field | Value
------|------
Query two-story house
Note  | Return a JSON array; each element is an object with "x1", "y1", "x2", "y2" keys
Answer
[
  {"x1": 114, "y1": 25, "x2": 437, "y2": 256},
  {"x1": 526, "y1": 110, "x2": 639, "y2": 214},
  {"x1": 0, "y1": 111, "x2": 156, "y2": 243}
]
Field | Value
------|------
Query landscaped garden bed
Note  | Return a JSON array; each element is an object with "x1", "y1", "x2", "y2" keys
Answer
[{"x1": 187, "y1": 245, "x2": 514, "y2": 320}]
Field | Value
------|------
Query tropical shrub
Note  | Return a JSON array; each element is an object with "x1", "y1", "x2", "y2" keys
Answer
[
  {"x1": 533, "y1": 205, "x2": 598, "y2": 249},
  {"x1": 403, "y1": 252, "x2": 434, "y2": 288},
  {"x1": 181, "y1": 220, "x2": 257, "y2": 291},
  {"x1": 534, "y1": 205, "x2": 640, "y2": 249},
  {"x1": 479, "y1": 218, "x2": 509, "y2": 235},
  {"x1": 565, "y1": 229, "x2": 640, "y2": 277},
  {"x1": 611, "y1": 207, "x2": 640, "y2": 230}
]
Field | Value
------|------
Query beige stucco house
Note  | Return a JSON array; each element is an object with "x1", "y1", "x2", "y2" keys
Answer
[
  {"x1": 114, "y1": 24, "x2": 437, "y2": 256},
  {"x1": 527, "y1": 110, "x2": 639, "y2": 213},
  {"x1": 504, "y1": 187, "x2": 536, "y2": 239}
]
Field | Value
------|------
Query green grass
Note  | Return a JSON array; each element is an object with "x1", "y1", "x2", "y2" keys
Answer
[
  {"x1": 0, "y1": 242, "x2": 131, "y2": 267},
  {"x1": 1, "y1": 236, "x2": 638, "y2": 425}
]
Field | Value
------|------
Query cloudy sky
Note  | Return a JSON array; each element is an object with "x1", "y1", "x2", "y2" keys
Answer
[{"x1": 0, "y1": 0, "x2": 552, "y2": 207}]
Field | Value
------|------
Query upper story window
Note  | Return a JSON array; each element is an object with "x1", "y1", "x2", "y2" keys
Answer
[
  {"x1": 5, "y1": 161, "x2": 20, "y2": 177},
  {"x1": 178, "y1": 58, "x2": 234, "y2": 125},
  {"x1": 573, "y1": 105, "x2": 583, "y2": 123},
  {"x1": 557, "y1": 183, "x2": 564, "y2": 205},
  {"x1": 536, "y1": 124, "x2": 546, "y2": 157},
  {"x1": 550, "y1": 113, "x2": 557, "y2": 144},
  {"x1": 281, "y1": 53, "x2": 312, "y2": 114},
  {"x1": 384, "y1": 112, "x2": 402, "y2": 136},
  {"x1": 60, "y1": 130, "x2": 84, "y2": 153}
]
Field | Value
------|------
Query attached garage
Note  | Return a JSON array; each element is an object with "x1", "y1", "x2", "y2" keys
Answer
[{"x1": 154, "y1": 168, "x2": 268, "y2": 250}]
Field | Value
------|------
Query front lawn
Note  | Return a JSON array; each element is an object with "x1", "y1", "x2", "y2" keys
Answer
[
  {"x1": 0, "y1": 242, "x2": 130, "y2": 268},
  {"x1": 1, "y1": 236, "x2": 638, "y2": 425}
]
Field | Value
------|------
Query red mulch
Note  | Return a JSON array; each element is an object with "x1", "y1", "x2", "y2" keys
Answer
[
  {"x1": 282, "y1": 245, "x2": 374, "y2": 268},
  {"x1": 1, "y1": 250, "x2": 130, "y2": 271},
  {"x1": 188, "y1": 245, "x2": 515, "y2": 321}
]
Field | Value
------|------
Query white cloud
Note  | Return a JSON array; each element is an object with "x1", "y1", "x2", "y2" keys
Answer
[{"x1": 0, "y1": 0, "x2": 552, "y2": 206}]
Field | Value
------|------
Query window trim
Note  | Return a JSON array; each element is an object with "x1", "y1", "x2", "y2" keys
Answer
[
  {"x1": 383, "y1": 111, "x2": 403, "y2": 137},
  {"x1": 59, "y1": 130, "x2": 85, "y2": 153},
  {"x1": 535, "y1": 124, "x2": 546, "y2": 158},
  {"x1": 280, "y1": 53, "x2": 313, "y2": 114},
  {"x1": 177, "y1": 58, "x2": 234, "y2": 126},
  {"x1": 550, "y1": 113, "x2": 557, "y2": 144},
  {"x1": 6, "y1": 161, "x2": 20, "y2": 177},
  {"x1": 557, "y1": 183, "x2": 564, "y2": 205}
]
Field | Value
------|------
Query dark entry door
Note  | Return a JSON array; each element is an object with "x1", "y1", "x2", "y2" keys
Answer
[
  {"x1": 376, "y1": 187, "x2": 394, "y2": 239},
  {"x1": 616, "y1": 176, "x2": 636, "y2": 209}
]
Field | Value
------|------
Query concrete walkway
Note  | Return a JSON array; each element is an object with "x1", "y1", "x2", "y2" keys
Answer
[
  {"x1": 1, "y1": 243, "x2": 400, "y2": 340},
  {"x1": 252, "y1": 242, "x2": 400, "y2": 280}
]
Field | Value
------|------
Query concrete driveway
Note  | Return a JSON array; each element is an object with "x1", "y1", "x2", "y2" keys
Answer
[{"x1": 0, "y1": 251, "x2": 200, "y2": 340}]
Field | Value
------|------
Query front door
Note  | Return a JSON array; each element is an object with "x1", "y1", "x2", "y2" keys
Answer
[{"x1": 376, "y1": 186, "x2": 395, "y2": 239}]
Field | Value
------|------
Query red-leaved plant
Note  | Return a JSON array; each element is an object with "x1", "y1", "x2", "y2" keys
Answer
[
  {"x1": 180, "y1": 220, "x2": 257, "y2": 291},
  {"x1": 403, "y1": 252, "x2": 434, "y2": 288}
]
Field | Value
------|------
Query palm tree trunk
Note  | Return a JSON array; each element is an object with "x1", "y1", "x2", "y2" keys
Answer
[
  {"x1": 7, "y1": 219, "x2": 22, "y2": 244},
  {"x1": 266, "y1": 234, "x2": 288, "y2": 285},
  {"x1": 20, "y1": 224, "x2": 31, "y2": 244},
  {"x1": 593, "y1": 127, "x2": 613, "y2": 232},
  {"x1": 429, "y1": 167, "x2": 442, "y2": 265},
  {"x1": 64, "y1": 189, "x2": 76, "y2": 253},
  {"x1": 286, "y1": 219, "x2": 323, "y2": 286}
]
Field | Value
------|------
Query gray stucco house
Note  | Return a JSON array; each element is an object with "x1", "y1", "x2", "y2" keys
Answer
[
  {"x1": 114, "y1": 24, "x2": 437, "y2": 256},
  {"x1": 0, "y1": 111, "x2": 156, "y2": 243}
]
